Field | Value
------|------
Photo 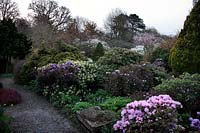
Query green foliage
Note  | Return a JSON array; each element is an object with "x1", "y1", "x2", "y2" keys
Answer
[
  {"x1": 154, "y1": 73, "x2": 200, "y2": 113},
  {"x1": 85, "y1": 89, "x2": 112, "y2": 104},
  {"x1": 145, "y1": 64, "x2": 171, "y2": 85},
  {"x1": 55, "y1": 42, "x2": 79, "y2": 53},
  {"x1": 42, "y1": 85, "x2": 80, "y2": 108},
  {"x1": 169, "y1": 1, "x2": 200, "y2": 74},
  {"x1": 178, "y1": 113, "x2": 190, "y2": 130},
  {"x1": 151, "y1": 47, "x2": 169, "y2": 63},
  {"x1": 72, "y1": 102, "x2": 94, "y2": 112},
  {"x1": 16, "y1": 44, "x2": 85, "y2": 85},
  {"x1": 74, "y1": 61, "x2": 113, "y2": 97},
  {"x1": 0, "y1": 19, "x2": 32, "y2": 59},
  {"x1": 0, "y1": 19, "x2": 32, "y2": 73},
  {"x1": 92, "y1": 43, "x2": 105, "y2": 61},
  {"x1": 97, "y1": 48, "x2": 143, "y2": 69},
  {"x1": 75, "y1": 61, "x2": 100, "y2": 95},
  {"x1": 0, "y1": 107, "x2": 11, "y2": 133},
  {"x1": 76, "y1": 43, "x2": 95, "y2": 59},
  {"x1": 99, "y1": 97, "x2": 132, "y2": 112}
]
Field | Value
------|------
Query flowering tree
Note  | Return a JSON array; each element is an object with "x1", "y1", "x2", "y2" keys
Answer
[
  {"x1": 114, "y1": 95, "x2": 184, "y2": 132},
  {"x1": 132, "y1": 29, "x2": 165, "y2": 61}
]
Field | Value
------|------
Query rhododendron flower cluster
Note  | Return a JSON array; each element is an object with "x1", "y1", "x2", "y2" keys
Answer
[
  {"x1": 114, "y1": 95, "x2": 182, "y2": 132},
  {"x1": 189, "y1": 112, "x2": 200, "y2": 131},
  {"x1": 37, "y1": 61, "x2": 80, "y2": 88},
  {"x1": 38, "y1": 61, "x2": 80, "y2": 74}
]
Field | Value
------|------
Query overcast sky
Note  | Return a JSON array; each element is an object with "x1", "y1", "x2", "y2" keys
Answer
[{"x1": 14, "y1": 0, "x2": 193, "y2": 35}]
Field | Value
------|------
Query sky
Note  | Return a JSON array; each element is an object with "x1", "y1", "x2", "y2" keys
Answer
[{"x1": 14, "y1": 0, "x2": 193, "y2": 35}]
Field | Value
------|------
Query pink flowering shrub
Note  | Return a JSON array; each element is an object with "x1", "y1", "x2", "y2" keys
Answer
[{"x1": 114, "y1": 95, "x2": 184, "y2": 132}]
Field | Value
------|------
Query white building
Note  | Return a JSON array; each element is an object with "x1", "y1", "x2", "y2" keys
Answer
[{"x1": 131, "y1": 45, "x2": 144, "y2": 55}]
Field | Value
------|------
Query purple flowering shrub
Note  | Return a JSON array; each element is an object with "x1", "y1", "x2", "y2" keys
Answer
[
  {"x1": 37, "y1": 61, "x2": 80, "y2": 94},
  {"x1": 105, "y1": 65, "x2": 155, "y2": 96},
  {"x1": 114, "y1": 95, "x2": 184, "y2": 132},
  {"x1": 189, "y1": 112, "x2": 200, "y2": 131}
]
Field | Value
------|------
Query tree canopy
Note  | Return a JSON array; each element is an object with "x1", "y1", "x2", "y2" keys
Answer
[
  {"x1": 0, "y1": 19, "x2": 32, "y2": 72},
  {"x1": 0, "y1": 0, "x2": 19, "y2": 20},
  {"x1": 104, "y1": 9, "x2": 145, "y2": 40},
  {"x1": 29, "y1": 0, "x2": 71, "y2": 31},
  {"x1": 169, "y1": 1, "x2": 200, "y2": 74}
]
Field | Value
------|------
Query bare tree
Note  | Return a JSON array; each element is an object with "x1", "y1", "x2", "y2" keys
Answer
[
  {"x1": 0, "y1": 0, "x2": 19, "y2": 20},
  {"x1": 28, "y1": 0, "x2": 71, "y2": 31},
  {"x1": 31, "y1": 24, "x2": 55, "y2": 48},
  {"x1": 83, "y1": 21, "x2": 98, "y2": 41}
]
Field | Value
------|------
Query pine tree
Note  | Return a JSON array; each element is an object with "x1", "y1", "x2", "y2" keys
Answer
[{"x1": 169, "y1": 1, "x2": 200, "y2": 74}]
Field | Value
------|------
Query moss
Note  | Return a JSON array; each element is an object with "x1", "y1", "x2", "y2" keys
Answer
[{"x1": 169, "y1": 1, "x2": 200, "y2": 74}]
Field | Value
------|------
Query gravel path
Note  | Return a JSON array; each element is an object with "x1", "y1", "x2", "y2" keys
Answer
[{"x1": 0, "y1": 78, "x2": 80, "y2": 133}]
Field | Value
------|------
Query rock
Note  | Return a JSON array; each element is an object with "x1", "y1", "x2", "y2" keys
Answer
[{"x1": 77, "y1": 106, "x2": 117, "y2": 133}]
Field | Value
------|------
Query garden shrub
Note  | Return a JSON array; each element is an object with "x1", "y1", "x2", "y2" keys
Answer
[
  {"x1": 169, "y1": 1, "x2": 200, "y2": 74},
  {"x1": 55, "y1": 42, "x2": 80, "y2": 53},
  {"x1": 92, "y1": 43, "x2": 105, "y2": 61},
  {"x1": 72, "y1": 102, "x2": 94, "y2": 112},
  {"x1": 97, "y1": 48, "x2": 143, "y2": 69},
  {"x1": 105, "y1": 65, "x2": 155, "y2": 96},
  {"x1": 37, "y1": 61, "x2": 80, "y2": 95},
  {"x1": 76, "y1": 43, "x2": 95, "y2": 59},
  {"x1": 45, "y1": 86, "x2": 80, "y2": 108},
  {"x1": 144, "y1": 63, "x2": 171, "y2": 85},
  {"x1": 84, "y1": 89, "x2": 112, "y2": 104},
  {"x1": 0, "y1": 107, "x2": 11, "y2": 133},
  {"x1": 73, "y1": 61, "x2": 113, "y2": 97},
  {"x1": 151, "y1": 47, "x2": 169, "y2": 63},
  {"x1": 36, "y1": 61, "x2": 112, "y2": 101},
  {"x1": 99, "y1": 97, "x2": 132, "y2": 112},
  {"x1": 114, "y1": 95, "x2": 184, "y2": 132},
  {"x1": 17, "y1": 44, "x2": 85, "y2": 85},
  {"x1": 151, "y1": 47, "x2": 171, "y2": 70},
  {"x1": 0, "y1": 89, "x2": 21, "y2": 106},
  {"x1": 74, "y1": 61, "x2": 99, "y2": 96},
  {"x1": 177, "y1": 113, "x2": 190, "y2": 131},
  {"x1": 154, "y1": 73, "x2": 200, "y2": 114}
]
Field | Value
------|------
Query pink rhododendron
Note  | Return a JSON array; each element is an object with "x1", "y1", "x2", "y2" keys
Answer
[{"x1": 113, "y1": 95, "x2": 182, "y2": 132}]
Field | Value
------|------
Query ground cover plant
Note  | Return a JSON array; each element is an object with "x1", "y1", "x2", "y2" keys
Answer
[{"x1": 0, "y1": 107, "x2": 11, "y2": 133}]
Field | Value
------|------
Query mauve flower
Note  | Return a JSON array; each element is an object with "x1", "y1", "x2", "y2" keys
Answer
[
  {"x1": 113, "y1": 95, "x2": 182, "y2": 131},
  {"x1": 189, "y1": 117, "x2": 193, "y2": 121},
  {"x1": 144, "y1": 107, "x2": 149, "y2": 113},
  {"x1": 197, "y1": 112, "x2": 200, "y2": 115}
]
